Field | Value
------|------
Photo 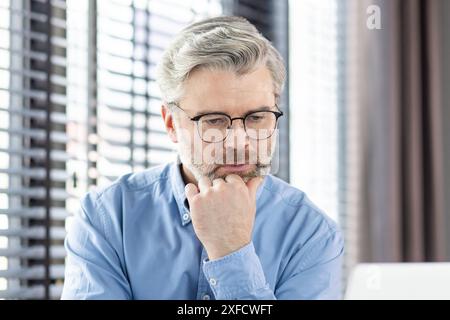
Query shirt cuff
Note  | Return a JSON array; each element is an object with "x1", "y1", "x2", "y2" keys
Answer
[{"x1": 202, "y1": 242, "x2": 269, "y2": 299}]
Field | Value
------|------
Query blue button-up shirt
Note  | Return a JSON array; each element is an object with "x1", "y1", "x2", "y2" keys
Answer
[{"x1": 61, "y1": 161, "x2": 344, "y2": 300}]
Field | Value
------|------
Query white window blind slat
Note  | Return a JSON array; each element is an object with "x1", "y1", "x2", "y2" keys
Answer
[
  {"x1": 0, "y1": 245, "x2": 66, "y2": 259},
  {"x1": 0, "y1": 207, "x2": 68, "y2": 219}
]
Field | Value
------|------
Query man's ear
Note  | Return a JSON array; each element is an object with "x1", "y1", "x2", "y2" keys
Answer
[{"x1": 161, "y1": 104, "x2": 178, "y2": 143}]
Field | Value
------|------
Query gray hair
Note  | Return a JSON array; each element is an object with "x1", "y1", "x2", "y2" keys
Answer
[{"x1": 156, "y1": 16, "x2": 286, "y2": 104}]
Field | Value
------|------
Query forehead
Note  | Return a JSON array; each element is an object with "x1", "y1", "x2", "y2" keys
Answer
[{"x1": 181, "y1": 66, "x2": 275, "y2": 113}]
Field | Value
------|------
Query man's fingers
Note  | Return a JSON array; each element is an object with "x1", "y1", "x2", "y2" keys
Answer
[
  {"x1": 185, "y1": 183, "x2": 199, "y2": 200},
  {"x1": 198, "y1": 176, "x2": 212, "y2": 193},
  {"x1": 246, "y1": 176, "x2": 264, "y2": 199},
  {"x1": 212, "y1": 178, "x2": 225, "y2": 188},
  {"x1": 195, "y1": 175, "x2": 262, "y2": 199},
  {"x1": 224, "y1": 174, "x2": 244, "y2": 185}
]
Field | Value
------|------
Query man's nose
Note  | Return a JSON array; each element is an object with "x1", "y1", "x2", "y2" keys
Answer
[{"x1": 224, "y1": 119, "x2": 248, "y2": 148}]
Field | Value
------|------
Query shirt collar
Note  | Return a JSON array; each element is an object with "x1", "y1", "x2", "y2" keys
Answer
[{"x1": 169, "y1": 156, "x2": 268, "y2": 227}]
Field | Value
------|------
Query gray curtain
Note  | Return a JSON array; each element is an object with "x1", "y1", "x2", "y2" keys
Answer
[
  {"x1": 348, "y1": 0, "x2": 448, "y2": 263},
  {"x1": 442, "y1": 0, "x2": 450, "y2": 262}
]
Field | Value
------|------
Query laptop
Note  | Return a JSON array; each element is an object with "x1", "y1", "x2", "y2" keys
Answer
[{"x1": 345, "y1": 263, "x2": 450, "y2": 300}]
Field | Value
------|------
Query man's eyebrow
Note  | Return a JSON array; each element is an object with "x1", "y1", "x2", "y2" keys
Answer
[
  {"x1": 247, "y1": 106, "x2": 274, "y2": 112},
  {"x1": 192, "y1": 106, "x2": 275, "y2": 117}
]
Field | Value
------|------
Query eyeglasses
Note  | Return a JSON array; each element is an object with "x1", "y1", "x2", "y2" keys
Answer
[{"x1": 168, "y1": 102, "x2": 283, "y2": 143}]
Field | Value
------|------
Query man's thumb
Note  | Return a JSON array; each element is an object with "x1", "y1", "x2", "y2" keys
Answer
[{"x1": 246, "y1": 176, "x2": 264, "y2": 199}]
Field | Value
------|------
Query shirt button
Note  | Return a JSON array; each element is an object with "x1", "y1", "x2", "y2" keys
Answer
[
  {"x1": 202, "y1": 294, "x2": 211, "y2": 300},
  {"x1": 182, "y1": 213, "x2": 190, "y2": 221},
  {"x1": 209, "y1": 278, "x2": 217, "y2": 286}
]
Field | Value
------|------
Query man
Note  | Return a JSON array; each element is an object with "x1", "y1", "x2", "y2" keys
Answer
[{"x1": 62, "y1": 16, "x2": 343, "y2": 300}]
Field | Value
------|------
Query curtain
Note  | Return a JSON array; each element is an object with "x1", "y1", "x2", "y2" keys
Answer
[{"x1": 344, "y1": 0, "x2": 448, "y2": 267}]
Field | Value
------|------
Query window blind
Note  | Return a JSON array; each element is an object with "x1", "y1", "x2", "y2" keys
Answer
[{"x1": 0, "y1": 0, "x2": 68, "y2": 299}]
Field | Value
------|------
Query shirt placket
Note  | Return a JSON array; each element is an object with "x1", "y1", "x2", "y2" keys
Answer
[{"x1": 196, "y1": 246, "x2": 214, "y2": 300}]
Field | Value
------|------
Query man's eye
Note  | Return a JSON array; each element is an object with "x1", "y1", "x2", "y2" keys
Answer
[
  {"x1": 247, "y1": 115, "x2": 264, "y2": 122},
  {"x1": 204, "y1": 118, "x2": 227, "y2": 126}
]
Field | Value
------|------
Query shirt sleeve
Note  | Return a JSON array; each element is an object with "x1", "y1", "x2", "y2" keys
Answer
[
  {"x1": 202, "y1": 230, "x2": 344, "y2": 300},
  {"x1": 275, "y1": 229, "x2": 344, "y2": 299},
  {"x1": 61, "y1": 191, "x2": 132, "y2": 300},
  {"x1": 202, "y1": 242, "x2": 276, "y2": 300}
]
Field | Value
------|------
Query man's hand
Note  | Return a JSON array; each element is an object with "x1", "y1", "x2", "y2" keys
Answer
[{"x1": 185, "y1": 174, "x2": 263, "y2": 261}]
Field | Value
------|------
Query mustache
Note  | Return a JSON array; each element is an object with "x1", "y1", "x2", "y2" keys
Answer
[
  {"x1": 208, "y1": 149, "x2": 265, "y2": 164},
  {"x1": 207, "y1": 163, "x2": 271, "y2": 182},
  {"x1": 187, "y1": 145, "x2": 274, "y2": 179}
]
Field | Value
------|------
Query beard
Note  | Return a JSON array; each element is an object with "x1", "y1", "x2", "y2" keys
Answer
[
  {"x1": 188, "y1": 161, "x2": 271, "y2": 183},
  {"x1": 178, "y1": 145, "x2": 273, "y2": 183}
]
